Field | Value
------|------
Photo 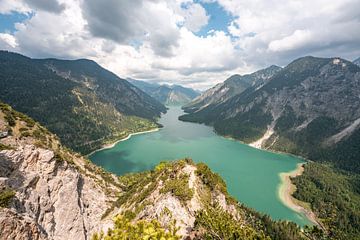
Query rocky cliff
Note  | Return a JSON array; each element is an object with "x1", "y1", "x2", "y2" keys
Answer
[{"x1": 0, "y1": 102, "x2": 121, "y2": 239}]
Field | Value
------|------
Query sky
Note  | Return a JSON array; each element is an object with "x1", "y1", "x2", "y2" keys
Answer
[{"x1": 0, "y1": 0, "x2": 359, "y2": 90}]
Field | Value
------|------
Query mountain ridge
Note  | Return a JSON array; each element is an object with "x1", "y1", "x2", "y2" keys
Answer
[
  {"x1": 182, "y1": 65, "x2": 282, "y2": 114},
  {"x1": 180, "y1": 56, "x2": 360, "y2": 173},
  {"x1": 354, "y1": 57, "x2": 360, "y2": 66},
  {"x1": 0, "y1": 51, "x2": 166, "y2": 154}
]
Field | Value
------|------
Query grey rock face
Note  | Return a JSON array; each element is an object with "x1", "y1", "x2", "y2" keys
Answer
[{"x1": 0, "y1": 145, "x2": 115, "y2": 240}]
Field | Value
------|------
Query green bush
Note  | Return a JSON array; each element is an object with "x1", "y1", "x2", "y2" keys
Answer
[
  {"x1": 0, "y1": 188, "x2": 15, "y2": 208},
  {"x1": 196, "y1": 163, "x2": 227, "y2": 194},
  {"x1": 0, "y1": 143, "x2": 13, "y2": 151},
  {"x1": 20, "y1": 131, "x2": 31, "y2": 138},
  {"x1": 160, "y1": 174, "x2": 194, "y2": 203},
  {"x1": 194, "y1": 205, "x2": 270, "y2": 240},
  {"x1": 92, "y1": 215, "x2": 179, "y2": 240}
]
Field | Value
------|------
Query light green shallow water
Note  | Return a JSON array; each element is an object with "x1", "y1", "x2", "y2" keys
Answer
[{"x1": 89, "y1": 106, "x2": 311, "y2": 226}]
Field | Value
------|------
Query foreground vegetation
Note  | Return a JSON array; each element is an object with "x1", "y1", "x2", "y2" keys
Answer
[
  {"x1": 92, "y1": 215, "x2": 180, "y2": 240},
  {"x1": 98, "y1": 160, "x2": 320, "y2": 239},
  {"x1": 0, "y1": 188, "x2": 15, "y2": 208}
]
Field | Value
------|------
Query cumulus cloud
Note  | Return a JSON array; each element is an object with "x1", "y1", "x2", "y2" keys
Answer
[
  {"x1": 24, "y1": 0, "x2": 65, "y2": 13},
  {"x1": 151, "y1": 29, "x2": 240, "y2": 76},
  {"x1": 82, "y1": 0, "x2": 181, "y2": 57},
  {"x1": 218, "y1": 0, "x2": 360, "y2": 65},
  {"x1": 0, "y1": 0, "x2": 30, "y2": 14},
  {"x1": 0, "y1": 33, "x2": 18, "y2": 49},
  {"x1": 179, "y1": 2, "x2": 209, "y2": 32},
  {"x1": 0, "y1": 0, "x2": 359, "y2": 90},
  {"x1": 268, "y1": 30, "x2": 313, "y2": 52}
]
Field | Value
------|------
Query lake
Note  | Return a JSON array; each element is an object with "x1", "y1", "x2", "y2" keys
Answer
[{"x1": 89, "y1": 106, "x2": 311, "y2": 226}]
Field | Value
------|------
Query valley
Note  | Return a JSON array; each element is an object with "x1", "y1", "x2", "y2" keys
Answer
[
  {"x1": 1, "y1": 52, "x2": 359, "y2": 240},
  {"x1": 89, "y1": 106, "x2": 312, "y2": 226},
  {"x1": 0, "y1": 0, "x2": 359, "y2": 239}
]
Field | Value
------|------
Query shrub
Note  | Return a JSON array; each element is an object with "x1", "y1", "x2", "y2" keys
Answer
[
  {"x1": 0, "y1": 188, "x2": 15, "y2": 208},
  {"x1": 194, "y1": 205, "x2": 269, "y2": 240},
  {"x1": 92, "y1": 215, "x2": 179, "y2": 240},
  {"x1": 160, "y1": 174, "x2": 194, "y2": 203},
  {"x1": 196, "y1": 163, "x2": 227, "y2": 194}
]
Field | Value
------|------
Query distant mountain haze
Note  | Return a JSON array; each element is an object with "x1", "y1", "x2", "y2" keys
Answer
[
  {"x1": 0, "y1": 51, "x2": 166, "y2": 154},
  {"x1": 128, "y1": 79, "x2": 200, "y2": 106}
]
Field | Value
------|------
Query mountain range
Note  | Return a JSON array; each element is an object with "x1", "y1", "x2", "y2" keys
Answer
[
  {"x1": 0, "y1": 51, "x2": 166, "y2": 154},
  {"x1": 180, "y1": 56, "x2": 360, "y2": 173},
  {"x1": 128, "y1": 79, "x2": 200, "y2": 106},
  {"x1": 1, "y1": 50, "x2": 360, "y2": 239},
  {"x1": 183, "y1": 65, "x2": 282, "y2": 113}
]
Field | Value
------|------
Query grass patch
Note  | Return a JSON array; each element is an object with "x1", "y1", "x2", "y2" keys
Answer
[{"x1": 0, "y1": 188, "x2": 15, "y2": 208}]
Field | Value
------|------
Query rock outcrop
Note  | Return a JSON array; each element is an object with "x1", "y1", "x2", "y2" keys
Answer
[{"x1": 0, "y1": 102, "x2": 121, "y2": 240}]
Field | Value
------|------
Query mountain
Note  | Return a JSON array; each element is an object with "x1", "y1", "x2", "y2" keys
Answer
[
  {"x1": 354, "y1": 57, "x2": 360, "y2": 66},
  {"x1": 182, "y1": 65, "x2": 282, "y2": 113},
  {"x1": 0, "y1": 102, "x2": 309, "y2": 240},
  {"x1": 128, "y1": 79, "x2": 200, "y2": 106},
  {"x1": 0, "y1": 51, "x2": 166, "y2": 154},
  {"x1": 180, "y1": 56, "x2": 360, "y2": 173}
]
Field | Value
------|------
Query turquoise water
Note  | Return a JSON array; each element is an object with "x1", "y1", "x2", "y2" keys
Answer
[{"x1": 89, "y1": 107, "x2": 311, "y2": 226}]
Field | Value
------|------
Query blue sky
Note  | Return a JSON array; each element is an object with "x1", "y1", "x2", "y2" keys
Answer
[
  {"x1": 0, "y1": 12, "x2": 30, "y2": 33},
  {"x1": 193, "y1": 1, "x2": 234, "y2": 37}
]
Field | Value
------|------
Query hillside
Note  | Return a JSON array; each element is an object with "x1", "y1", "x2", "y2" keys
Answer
[
  {"x1": 0, "y1": 51, "x2": 166, "y2": 154},
  {"x1": 180, "y1": 56, "x2": 360, "y2": 173},
  {"x1": 129, "y1": 79, "x2": 200, "y2": 106},
  {"x1": 0, "y1": 102, "x2": 313, "y2": 240},
  {"x1": 0, "y1": 102, "x2": 122, "y2": 239},
  {"x1": 182, "y1": 65, "x2": 282, "y2": 114},
  {"x1": 354, "y1": 57, "x2": 360, "y2": 66}
]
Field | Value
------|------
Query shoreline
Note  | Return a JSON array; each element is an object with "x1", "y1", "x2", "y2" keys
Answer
[
  {"x1": 86, "y1": 128, "x2": 159, "y2": 156},
  {"x1": 278, "y1": 163, "x2": 319, "y2": 226},
  {"x1": 180, "y1": 116, "x2": 319, "y2": 227}
]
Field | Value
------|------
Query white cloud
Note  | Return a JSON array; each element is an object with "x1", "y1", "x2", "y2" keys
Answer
[
  {"x1": 24, "y1": 0, "x2": 65, "y2": 13},
  {"x1": 0, "y1": 33, "x2": 18, "y2": 49},
  {"x1": 218, "y1": 0, "x2": 360, "y2": 66},
  {"x1": 178, "y1": 2, "x2": 209, "y2": 32},
  {"x1": 268, "y1": 30, "x2": 312, "y2": 52},
  {"x1": 0, "y1": 0, "x2": 30, "y2": 14},
  {"x1": 0, "y1": 0, "x2": 359, "y2": 90}
]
